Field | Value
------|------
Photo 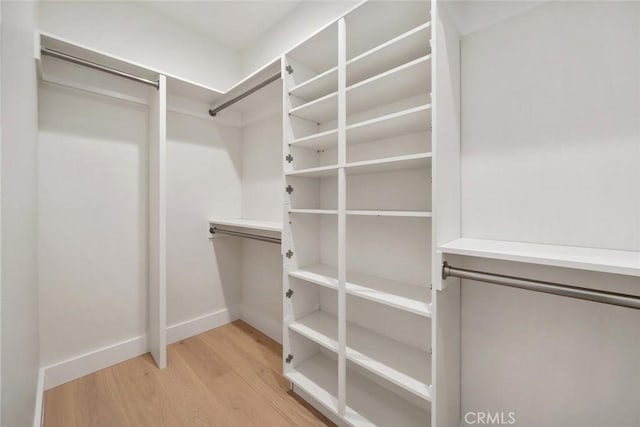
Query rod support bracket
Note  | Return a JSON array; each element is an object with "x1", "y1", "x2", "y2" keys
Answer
[{"x1": 441, "y1": 261, "x2": 451, "y2": 280}]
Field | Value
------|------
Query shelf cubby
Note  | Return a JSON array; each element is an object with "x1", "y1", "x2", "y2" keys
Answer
[
  {"x1": 289, "y1": 305, "x2": 431, "y2": 402},
  {"x1": 285, "y1": 23, "x2": 338, "y2": 91}
]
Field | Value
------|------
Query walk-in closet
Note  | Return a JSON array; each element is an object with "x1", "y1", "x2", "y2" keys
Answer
[{"x1": 1, "y1": 1, "x2": 639, "y2": 426}]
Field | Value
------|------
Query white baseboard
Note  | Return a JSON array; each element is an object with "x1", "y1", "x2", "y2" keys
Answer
[
  {"x1": 44, "y1": 335, "x2": 148, "y2": 390},
  {"x1": 241, "y1": 309, "x2": 282, "y2": 344},
  {"x1": 166, "y1": 305, "x2": 241, "y2": 344},
  {"x1": 42, "y1": 305, "x2": 241, "y2": 390},
  {"x1": 33, "y1": 367, "x2": 46, "y2": 427}
]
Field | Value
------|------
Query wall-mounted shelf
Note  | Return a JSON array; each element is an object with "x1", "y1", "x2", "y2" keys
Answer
[
  {"x1": 208, "y1": 218, "x2": 282, "y2": 233},
  {"x1": 289, "y1": 209, "x2": 339, "y2": 215},
  {"x1": 290, "y1": 310, "x2": 431, "y2": 402},
  {"x1": 346, "y1": 210, "x2": 431, "y2": 218},
  {"x1": 345, "y1": 153, "x2": 431, "y2": 176},
  {"x1": 439, "y1": 238, "x2": 640, "y2": 277},
  {"x1": 289, "y1": 264, "x2": 431, "y2": 317},
  {"x1": 285, "y1": 165, "x2": 339, "y2": 178}
]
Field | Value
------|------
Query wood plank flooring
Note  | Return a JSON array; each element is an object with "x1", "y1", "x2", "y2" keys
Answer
[{"x1": 44, "y1": 321, "x2": 334, "y2": 427}]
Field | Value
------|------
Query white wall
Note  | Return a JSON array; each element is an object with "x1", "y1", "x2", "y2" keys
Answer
[
  {"x1": 38, "y1": 1, "x2": 241, "y2": 91},
  {"x1": 38, "y1": 83, "x2": 148, "y2": 367},
  {"x1": 239, "y1": 109, "x2": 283, "y2": 342},
  {"x1": 1, "y1": 1, "x2": 41, "y2": 425},
  {"x1": 461, "y1": 0, "x2": 640, "y2": 251},
  {"x1": 460, "y1": 2, "x2": 640, "y2": 425},
  {"x1": 166, "y1": 111, "x2": 243, "y2": 327},
  {"x1": 241, "y1": 0, "x2": 358, "y2": 77}
]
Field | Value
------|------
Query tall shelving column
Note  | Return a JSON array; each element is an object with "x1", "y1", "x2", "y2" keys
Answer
[{"x1": 282, "y1": 1, "x2": 436, "y2": 426}]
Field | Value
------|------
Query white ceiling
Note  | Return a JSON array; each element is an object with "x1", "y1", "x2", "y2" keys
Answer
[
  {"x1": 444, "y1": 0, "x2": 547, "y2": 36},
  {"x1": 142, "y1": 1, "x2": 301, "y2": 51}
]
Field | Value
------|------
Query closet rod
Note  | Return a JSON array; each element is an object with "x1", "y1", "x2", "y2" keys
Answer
[
  {"x1": 41, "y1": 48, "x2": 160, "y2": 89},
  {"x1": 209, "y1": 226, "x2": 281, "y2": 245},
  {"x1": 442, "y1": 262, "x2": 640, "y2": 310},
  {"x1": 208, "y1": 72, "x2": 281, "y2": 117}
]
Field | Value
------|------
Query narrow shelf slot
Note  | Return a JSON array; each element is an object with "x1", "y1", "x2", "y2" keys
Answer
[
  {"x1": 347, "y1": 104, "x2": 431, "y2": 146},
  {"x1": 286, "y1": 353, "x2": 339, "y2": 417},
  {"x1": 345, "y1": 153, "x2": 431, "y2": 176},
  {"x1": 289, "y1": 66, "x2": 338, "y2": 101},
  {"x1": 346, "y1": 210, "x2": 432, "y2": 218},
  {"x1": 289, "y1": 209, "x2": 339, "y2": 215},
  {"x1": 288, "y1": 264, "x2": 431, "y2": 316},
  {"x1": 289, "y1": 264, "x2": 339, "y2": 290},
  {"x1": 289, "y1": 128, "x2": 338, "y2": 150},
  {"x1": 208, "y1": 218, "x2": 282, "y2": 233},
  {"x1": 347, "y1": 22, "x2": 431, "y2": 86},
  {"x1": 289, "y1": 311, "x2": 431, "y2": 401},
  {"x1": 285, "y1": 164, "x2": 339, "y2": 178},
  {"x1": 286, "y1": 352, "x2": 429, "y2": 427},
  {"x1": 289, "y1": 55, "x2": 431, "y2": 124}
]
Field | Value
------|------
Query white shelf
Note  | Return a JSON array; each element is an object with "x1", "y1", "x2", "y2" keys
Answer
[
  {"x1": 346, "y1": 55, "x2": 431, "y2": 119},
  {"x1": 289, "y1": 311, "x2": 431, "y2": 401},
  {"x1": 346, "y1": 270, "x2": 432, "y2": 317},
  {"x1": 345, "y1": 153, "x2": 431, "y2": 176},
  {"x1": 289, "y1": 104, "x2": 430, "y2": 151},
  {"x1": 285, "y1": 353, "x2": 339, "y2": 416},
  {"x1": 289, "y1": 264, "x2": 431, "y2": 317},
  {"x1": 285, "y1": 164, "x2": 339, "y2": 178},
  {"x1": 439, "y1": 238, "x2": 640, "y2": 277},
  {"x1": 289, "y1": 66, "x2": 338, "y2": 101},
  {"x1": 347, "y1": 105, "x2": 431, "y2": 146},
  {"x1": 289, "y1": 264, "x2": 339, "y2": 290},
  {"x1": 208, "y1": 218, "x2": 282, "y2": 233},
  {"x1": 289, "y1": 311, "x2": 339, "y2": 353},
  {"x1": 290, "y1": 55, "x2": 431, "y2": 124},
  {"x1": 289, "y1": 209, "x2": 339, "y2": 215},
  {"x1": 286, "y1": 352, "x2": 429, "y2": 427},
  {"x1": 347, "y1": 210, "x2": 432, "y2": 218},
  {"x1": 288, "y1": 22, "x2": 431, "y2": 105},
  {"x1": 289, "y1": 129, "x2": 338, "y2": 150},
  {"x1": 347, "y1": 22, "x2": 431, "y2": 86}
]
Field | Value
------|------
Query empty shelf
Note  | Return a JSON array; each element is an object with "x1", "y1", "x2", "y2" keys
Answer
[
  {"x1": 286, "y1": 165, "x2": 339, "y2": 178},
  {"x1": 286, "y1": 352, "x2": 430, "y2": 427},
  {"x1": 289, "y1": 311, "x2": 431, "y2": 401},
  {"x1": 289, "y1": 209, "x2": 339, "y2": 215},
  {"x1": 289, "y1": 66, "x2": 338, "y2": 101},
  {"x1": 347, "y1": 105, "x2": 431, "y2": 145},
  {"x1": 289, "y1": 311, "x2": 338, "y2": 352},
  {"x1": 289, "y1": 264, "x2": 339, "y2": 290},
  {"x1": 347, "y1": 210, "x2": 432, "y2": 218},
  {"x1": 289, "y1": 129, "x2": 338, "y2": 150},
  {"x1": 347, "y1": 22, "x2": 431, "y2": 86},
  {"x1": 286, "y1": 353, "x2": 339, "y2": 416},
  {"x1": 289, "y1": 264, "x2": 431, "y2": 316},
  {"x1": 439, "y1": 238, "x2": 640, "y2": 277},
  {"x1": 289, "y1": 55, "x2": 431, "y2": 124},
  {"x1": 345, "y1": 153, "x2": 431, "y2": 175},
  {"x1": 208, "y1": 218, "x2": 282, "y2": 233}
]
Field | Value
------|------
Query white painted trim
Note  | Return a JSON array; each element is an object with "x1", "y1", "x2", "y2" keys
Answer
[
  {"x1": 33, "y1": 368, "x2": 46, "y2": 427},
  {"x1": 40, "y1": 305, "x2": 245, "y2": 392},
  {"x1": 44, "y1": 335, "x2": 147, "y2": 390},
  {"x1": 166, "y1": 305, "x2": 241, "y2": 345}
]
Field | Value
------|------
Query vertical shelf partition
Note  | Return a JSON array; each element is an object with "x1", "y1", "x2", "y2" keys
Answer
[
  {"x1": 149, "y1": 74, "x2": 167, "y2": 369},
  {"x1": 283, "y1": 1, "x2": 435, "y2": 426}
]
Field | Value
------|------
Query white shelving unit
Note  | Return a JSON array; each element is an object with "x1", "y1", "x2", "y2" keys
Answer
[{"x1": 283, "y1": 2, "x2": 435, "y2": 425}]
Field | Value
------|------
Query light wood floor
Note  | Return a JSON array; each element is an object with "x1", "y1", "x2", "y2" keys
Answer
[{"x1": 44, "y1": 321, "x2": 334, "y2": 427}]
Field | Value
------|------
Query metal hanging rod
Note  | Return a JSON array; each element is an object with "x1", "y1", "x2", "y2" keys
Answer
[
  {"x1": 208, "y1": 72, "x2": 281, "y2": 117},
  {"x1": 442, "y1": 262, "x2": 640, "y2": 311},
  {"x1": 41, "y1": 47, "x2": 160, "y2": 89},
  {"x1": 209, "y1": 226, "x2": 281, "y2": 245}
]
